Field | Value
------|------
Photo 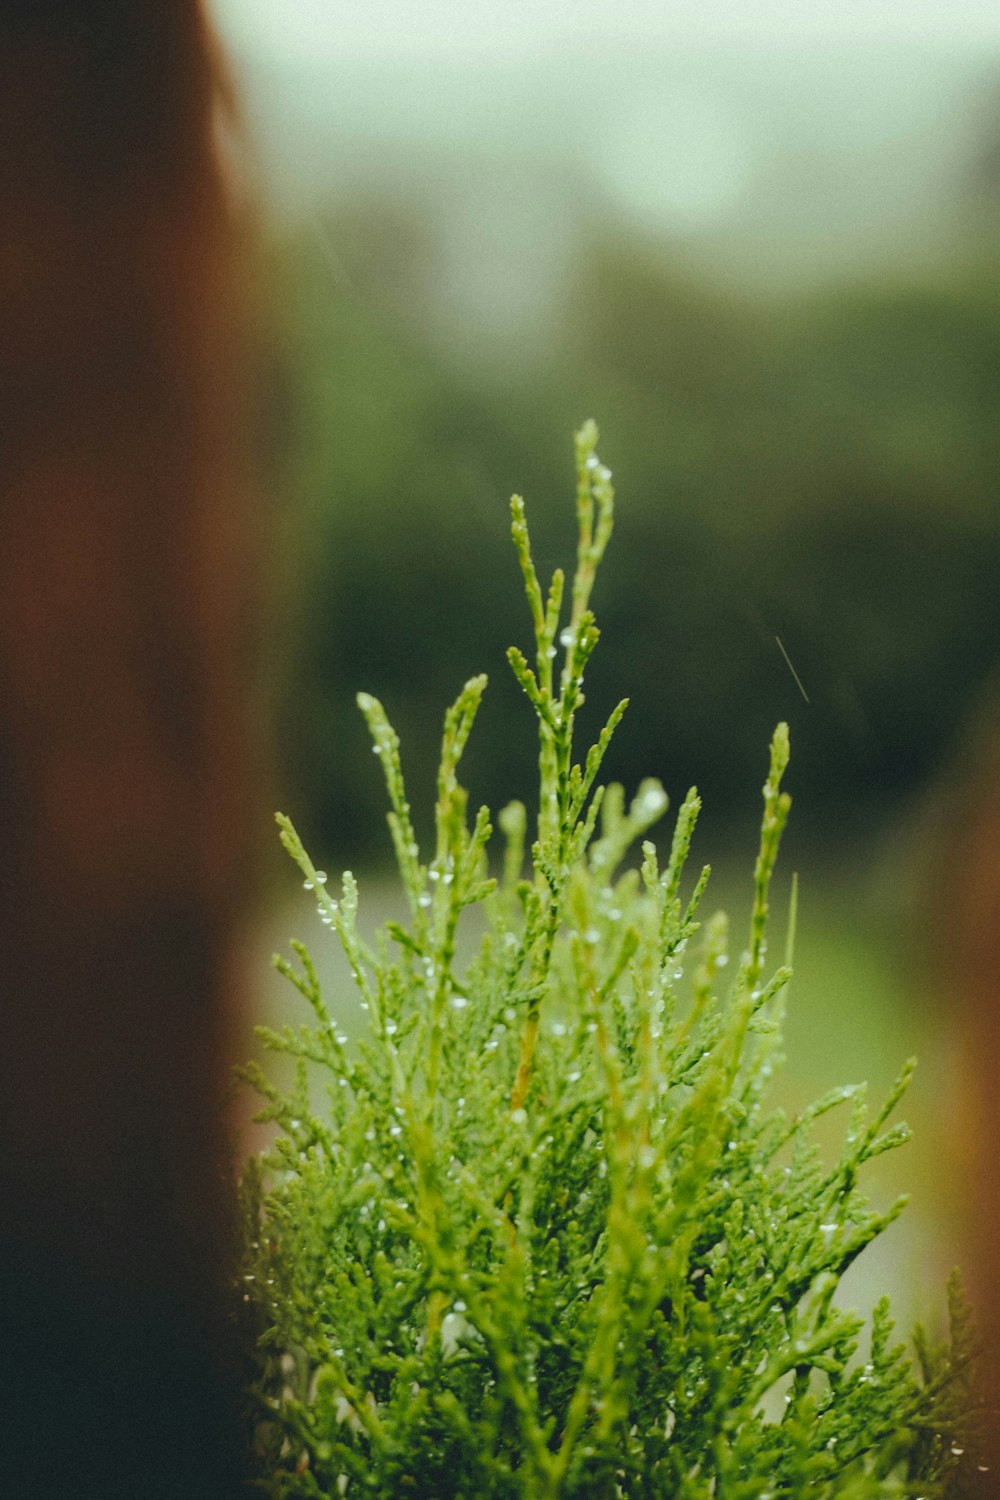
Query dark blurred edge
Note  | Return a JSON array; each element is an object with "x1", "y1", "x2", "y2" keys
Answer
[
  {"x1": 0, "y1": 3, "x2": 256, "y2": 1494},
  {"x1": 936, "y1": 688, "x2": 1000, "y2": 1485}
]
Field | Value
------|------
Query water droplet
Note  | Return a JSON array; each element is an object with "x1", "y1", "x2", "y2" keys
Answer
[
  {"x1": 550, "y1": 1020, "x2": 568, "y2": 1036},
  {"x1": 336, "y1": 1034, "x2": 348, "y2": 1045},
  {"x1": 372, "y1": 744, "x2": 382, "y2": 755},
  {"x1": 442, "y1": 872, "x2": 454, "y2": 885},
  {"x1": 389, "y1": 1124, "x2": 403, "y2": 1137},
  {"x1": 951, "y1": 1446, "x2": 965, "y2": 1457},
  {"x1": 638, "y1": 1145, "x2": 656, "y2": 1169},
  {"x1": 559, "y1": 628, "x2": 575, "y2": 648},
  {"x1": 716, "y1": 953, "x2": 729, "y2": 967},
  {"x1": 453, "y1": 1299, "x2": 467, "y2": 1312},
  {"x1": 584, "y1": 927, "x2": 600, "y2": 945},
  {"x1": 450, "y1": 995, "x2": 469, "y2": 1010},
  {"x1": 315, "y1": 871, "x2": 328, "y2": 884},
  {"x1": 385, "y1": 1021, "x2": 398, "y2": 1036},
  {"x1": 546, "y1": 645, "x2": 557, "y2": 659},
  {"x1": 418, "y1": 892, "x2": 432, "y2": 908},
  {"x1": 567, "y1": 1070, "x2": 581, "y2": 1083},
  {"x1": 585, "y1": 453, "x2": 600, "y2": 470},
  {"x1": 596, "y1": 465, "x2": 612, "y2": 482},
  {"x1": 511, "y1": 1107, "x2": 527, "y2": 1125},
  {"x1": 303, "y1": 880, "x2": 313, "y2": 891}
]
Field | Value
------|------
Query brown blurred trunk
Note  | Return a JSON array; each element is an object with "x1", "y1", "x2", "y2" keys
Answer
[
  {"x1": 0, "y1": 3, "x2": 254, "y2": 1494},
  {"x1": 938, "y1": 691, "x2": 1000, "y2": 1485}
]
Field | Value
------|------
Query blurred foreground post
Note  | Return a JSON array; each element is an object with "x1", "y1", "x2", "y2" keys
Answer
[
  {"x1": 0, "y1": 3, "x2": 254, "y2": 1494},
  {"x1": 943, "y1": 701, "x2": 1000, "y2": 1484}
]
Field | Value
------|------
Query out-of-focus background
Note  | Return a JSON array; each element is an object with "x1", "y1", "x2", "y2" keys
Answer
[{"x1": 214, "y1": 0, "x2": 999, "y2": 1379}]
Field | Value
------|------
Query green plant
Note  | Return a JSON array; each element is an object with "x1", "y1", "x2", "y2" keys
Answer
[{"x1": 239, "y1": 423, "x2": 980, "y2": 1497}]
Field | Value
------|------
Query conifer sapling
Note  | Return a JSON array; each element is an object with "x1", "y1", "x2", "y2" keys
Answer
[{"x1": 238, "y1": 423, "x2": 980, "y2": 1497}]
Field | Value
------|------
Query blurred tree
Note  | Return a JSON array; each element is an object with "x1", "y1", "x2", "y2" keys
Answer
[
  {"x1": 0, "y1": 3, "x2": 255, "y2": 1494},
  {"x1": 930, "y1": 682, "x2": 1000, "y2": 1481},
  {"x1": 267, "y1": 214, "x2": 1000, "y2": 866}
]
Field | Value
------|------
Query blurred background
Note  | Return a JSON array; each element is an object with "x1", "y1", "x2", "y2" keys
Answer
[{"x1": 213, "y1": 0, "x2": 1000, "y2": 1405}]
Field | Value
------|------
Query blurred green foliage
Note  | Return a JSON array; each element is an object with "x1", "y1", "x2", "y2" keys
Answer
[{"x1": 262, "y1": 201, "x2": 1000, "y2": 865}]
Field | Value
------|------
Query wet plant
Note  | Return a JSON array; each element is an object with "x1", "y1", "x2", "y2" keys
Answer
[{"x1": 238, "y1": 423, "x2": 980, "y2": 1497}]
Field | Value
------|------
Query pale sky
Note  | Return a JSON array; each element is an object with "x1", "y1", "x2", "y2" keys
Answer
[
  {"x1": 214, "y1": 0, "x2": 1000, "y2": 61},
  {"x1": 211, "y1": 0, "x2": 1000, "y2": 298}
]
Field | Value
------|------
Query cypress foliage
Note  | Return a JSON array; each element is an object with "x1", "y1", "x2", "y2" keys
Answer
[{"x1": 239, "y1": 425, "x2": 981, "y2": 1497}]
